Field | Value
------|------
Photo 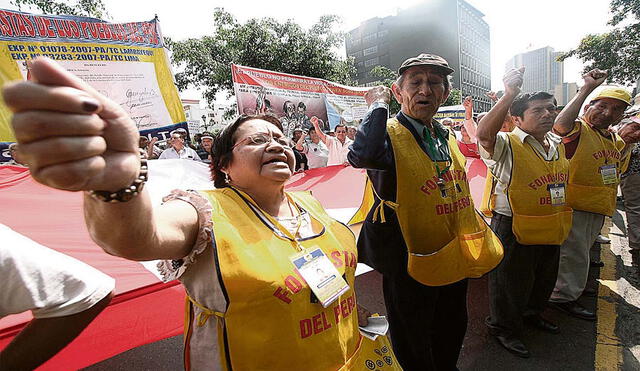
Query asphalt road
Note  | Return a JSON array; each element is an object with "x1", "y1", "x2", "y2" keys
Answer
[{"x1": 85, "y1": 206, "x2": 640, "y2": 371}]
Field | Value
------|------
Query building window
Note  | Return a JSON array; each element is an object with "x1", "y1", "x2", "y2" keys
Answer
[
  {"x1": 351, "y1": 38, "x2": 361, "y2": 47},
  {"x1": 363, "y1": 33, "x2": 377, "y2": 43},
  {"x1": 377, "y1": 30, "x2": 388, "y2": 38},
  {"x1": 364, "y1": 57, "x2": 379, "y2": 67},
  {"x1": 363, "y1": 46, "x2": 378, "y2": 56}
]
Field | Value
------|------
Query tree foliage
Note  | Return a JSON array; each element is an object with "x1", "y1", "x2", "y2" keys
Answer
[
  {"x1": 559, "y1": 0, "x2": 640, "y2": 85},
  {"x1": 10, "y1": 0, "x2": 107, "y2": 18},
  {"x1": 443, "y1": 88, "x2": 461, "y2": 107},
  {"x1": 168, "y1": 9, "x2": 356, "y2": 104}
]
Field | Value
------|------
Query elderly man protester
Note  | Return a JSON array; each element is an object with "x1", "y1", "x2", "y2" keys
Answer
[
  {"x1": 196, "y1": 132, "x2": 214, "y2": 162},
  {"x1": 158, "y1": 131, "x2": 201, "y2": 161},
  {"x1": 477, "y1": 68, "x2": 572, "y2": 358},
  {"x1": 295, "y1": 127, "x2": 328, "y2": 169},
  {"x1": 311, "y1": 119, "x2": 352, "y2": 166},
  {"x1": 348, "y1": 53, "x2": 503, "y2": 370},
  {"x1": 550, "y1": 70, "x2": 640, "y2": 319}
]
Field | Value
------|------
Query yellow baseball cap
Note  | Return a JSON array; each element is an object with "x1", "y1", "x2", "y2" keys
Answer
[{"x1": 593, "y1": 87, "x2": 632, "y2": 106}]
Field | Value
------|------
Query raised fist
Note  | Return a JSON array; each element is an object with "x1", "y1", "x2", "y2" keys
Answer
[
  {"x1": 364, "y1": 86, "x2": 391, "y2": 106},
  {"x1": 462, "y1": 96, "x2": 473, "y2": 110},
  {"x1": 503, "y1": 67, "x2": 525, "y2": 96},
  {"x1": 4, "y1": 57, "x2": 140, "y2": 192},
  {"x1": 583, "y1": 69, "x2": 608, "y2": 90}
]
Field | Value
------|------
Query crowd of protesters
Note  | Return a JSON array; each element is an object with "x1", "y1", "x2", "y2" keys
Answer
[{"x1": 2, "y1": 52, "x2": 640, "y2": 371}]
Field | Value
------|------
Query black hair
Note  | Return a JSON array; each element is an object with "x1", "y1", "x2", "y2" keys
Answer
[
  {"x1": 211, "y1": 114, "x2": 283, "y2": 188},
  {"x1": 510, "y1": 92, "x2": 557, "y2": 118},
  {"x1": 297, "y1": 101, "x2": 306, "y2": 110},
  {"x1": 282, "y1": 100, "x2": 295, "y2": 112}
]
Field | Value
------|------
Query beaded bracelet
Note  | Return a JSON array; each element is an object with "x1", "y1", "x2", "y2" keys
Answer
[{"x1": 88, "y1": 149, "x2": 148, "y2": 203}]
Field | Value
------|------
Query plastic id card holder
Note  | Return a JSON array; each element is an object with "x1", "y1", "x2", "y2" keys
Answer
[
  {"x1": 547, "y1": 183, "x2": 566, "y2": 206},
  {"x1": 290, "y1": 247, "x2": 350, "y2": 307},
  {"x1": 600, "y1": 164, "x2": 618, "y2": 185}
]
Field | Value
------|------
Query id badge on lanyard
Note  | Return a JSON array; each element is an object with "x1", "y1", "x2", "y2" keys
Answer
[
  {"x1": 600, "y1": 164, "x2": 618, "y2": 185},
  {"x1": 290, "y1": 247, "x2": 350, "y2": 308},
  {"x1": 547, "y1": 183, "x2": 566, "y2": 206}
]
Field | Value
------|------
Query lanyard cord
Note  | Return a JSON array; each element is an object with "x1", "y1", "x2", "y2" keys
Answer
[
  {"x1": 526, "y1": 136, "x2": 561, "y2": 178},
  {"x1": 231, "y1": 187, "x2": 305, "y2": 252},
  {"x1": 423, "y1": 125, "x2": 452, "y2": 178}
]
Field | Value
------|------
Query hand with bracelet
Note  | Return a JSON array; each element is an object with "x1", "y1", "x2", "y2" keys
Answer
[
  {"x1": 5, "y1": 57, "x2": 197, "y2": 261},
  {"x1": 5, "y1": 58, "x2": 141, "y2": 195}
]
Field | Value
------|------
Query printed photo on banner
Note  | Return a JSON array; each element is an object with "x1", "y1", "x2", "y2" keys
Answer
[{"x1": 232, "y1": 64, "x2": 368, "y2": 135}]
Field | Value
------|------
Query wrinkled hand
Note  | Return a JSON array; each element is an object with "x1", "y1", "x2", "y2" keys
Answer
[
  {"x1": 356, "y1": 304, "x2": 371, "y2": 327},
  {"x1": 484, "y1": 91, "x2": 499, "y2": 103},
  {"x1": 583, "y1": 69, "x2": 607, "y2": 90},
  {"x1": 364, "y1": 86, "x2": 391, "y2": 106},
  {"x1": 503, "y1": 67, "x2": 524, "y2": 96},
  {"x1": 4, "y1": 57, "x2": 139, "y2": 192}
]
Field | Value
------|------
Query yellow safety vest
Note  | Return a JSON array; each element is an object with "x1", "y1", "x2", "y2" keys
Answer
[
  {"x1": 567, "y1": 121, "x2": 627, "y2": 216},
  {"x1": 187, "y1": 188, "x2": 401, "y2": 370},
  {"x1": 506, "y1": 133, "x2": 573, "y2": 245},
  {"x1": 385, "y1": 118, "x2": 503, "y2": 286}
]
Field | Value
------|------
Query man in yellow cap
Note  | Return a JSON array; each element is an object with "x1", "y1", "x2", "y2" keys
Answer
[
  {"x1": 349, "y1": 53, "x2": 503, "y2": 369},
  {"x1": 550, "y1": 69, "x2": 640, "y2": 319}
]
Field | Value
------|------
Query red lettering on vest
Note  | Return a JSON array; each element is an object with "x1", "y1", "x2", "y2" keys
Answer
[
  {"x1": 592, "y1": 149, "x2": 621, "y2": 161},
  {"x1": 285, "y1": 276, "x2": 303, "y2": 294},
  {"x1": 334, "y1": 306, "x2": 342, "y2": 324},
  {"x1": 321, "y1": 311, "x2": 332, "y2": 330},
  {"x1": 435, "y1": 196, "x2": 471, "y2": 215},
  {"x1": 347, "y1": 252, "x2": 357, "y2": 268},
  {"x1": 312, "y1": 314, "x2": 323, "y2": 334},
  {"x1": 540, "y1": 196, "x2": 551, "y2": 205},
  {"x1": 330, "y1": 251, "x2": 344, "y2": 268},
  {"x1": 528, "y1": 172, "x2": 568, "y2": 190},
  {"x1": 273, "y1": 287, "x2": 292, "y2": 304},
  {"x1": 300, "y1": 318, "x2": 312, "y2": 338}
]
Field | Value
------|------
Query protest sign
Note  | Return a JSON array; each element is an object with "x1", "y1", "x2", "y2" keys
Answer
[
  {"x1": 231, "y1": 64, "x2": 368, "y2": 137},
  {"x1": 0, "y1": 9, "x2": 186, "y2": 162},
  {"x1": 435, "y1": 104, "x2": 465, "y2": 124}
]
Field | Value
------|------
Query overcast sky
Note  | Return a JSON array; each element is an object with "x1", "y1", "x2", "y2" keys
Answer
[{"x1": 0, "y1": 0, "x2": 615, "y2": 101}]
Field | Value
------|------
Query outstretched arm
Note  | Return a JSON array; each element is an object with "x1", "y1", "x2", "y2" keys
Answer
[{"x1": 4, "y1": 57, "x2": 198, "y2": 261}]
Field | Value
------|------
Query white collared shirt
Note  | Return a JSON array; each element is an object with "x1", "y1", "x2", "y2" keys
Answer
[
  {"x1": 480, "y1": 127, "x2": 563, "y2": 216},
  {"x1": 325, "y1": 136, "x2": 353, "y2": 166},
  {"x1": 158, "y1": 146, "x2": 201, "y2": 161}
]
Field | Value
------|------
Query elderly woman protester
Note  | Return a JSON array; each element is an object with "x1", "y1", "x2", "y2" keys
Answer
[{"x1": 4, "y1": 58, "x2": 400, "y2": 371}]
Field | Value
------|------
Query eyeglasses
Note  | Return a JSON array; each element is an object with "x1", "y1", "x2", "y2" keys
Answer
[{"x1": 233, "y1": 133, "x2": 291, "y2": 149}]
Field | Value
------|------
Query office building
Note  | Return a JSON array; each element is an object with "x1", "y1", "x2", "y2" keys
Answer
[
  {"x1": 505, "y1": 46, "x2": 564, "y2": 95},
  {"x1": 345, "y1": 0, "x2": 492, "y2": 112}
]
